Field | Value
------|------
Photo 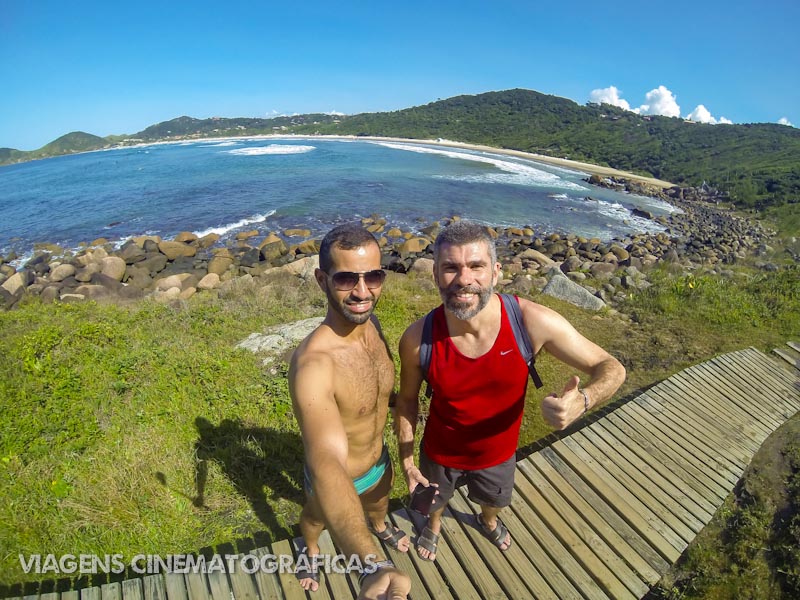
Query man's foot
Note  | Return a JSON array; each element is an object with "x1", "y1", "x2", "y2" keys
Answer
[
  {"x1": 416, "y1": 525, "x2": 440, "y2": 561},
  {"x1": 295, "y1": 547, "x2": 320, "y2": 592},
  {"x1": 370, "y1": 520, "x2": 410, "y2": 552},
  {"x1": 477, "y1": 514, "x2": 512, "y2": 551}
]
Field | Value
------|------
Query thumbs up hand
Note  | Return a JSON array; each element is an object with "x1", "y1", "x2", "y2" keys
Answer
[{"x1": 541, "y1": 375, "x2": 586, "y2": 430}]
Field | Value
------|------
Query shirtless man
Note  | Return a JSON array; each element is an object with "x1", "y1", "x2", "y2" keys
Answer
[
  {"x1": 289, "y1": 223, "x2": 411, "y2": 599},
  {"x1": 396, "y1": 220, "x2": 626, "y2": 561}
]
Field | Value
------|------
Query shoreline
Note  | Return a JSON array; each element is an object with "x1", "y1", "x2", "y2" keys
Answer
[{"x1": 99, "y1": 133, "x2": 677, "y2": 189}]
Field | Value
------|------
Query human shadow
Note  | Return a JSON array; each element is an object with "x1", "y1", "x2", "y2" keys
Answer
[{"x1": 159, "y1": 417, "x2": 305, "y2": 540}]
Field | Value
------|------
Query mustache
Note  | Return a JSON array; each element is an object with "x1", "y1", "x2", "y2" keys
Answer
[{"x1": 445, "y1": 284, "x2": 484, "y2": 295}]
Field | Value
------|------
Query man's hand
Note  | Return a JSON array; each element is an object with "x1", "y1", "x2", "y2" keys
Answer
[
  {"x1": 541, "y1": 375, "x2": 585, "y2": 430},
  {"x1": 358, "y1": 567, "x2": 411, "y2": 600},
  {"x1": 403, "y1": 464, "x2": 432, "y2": 494}
]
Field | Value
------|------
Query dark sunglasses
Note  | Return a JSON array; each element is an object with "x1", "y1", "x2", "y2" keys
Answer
[{"x1": 328, "y1": 269, "x2": 387, "y2": 291}]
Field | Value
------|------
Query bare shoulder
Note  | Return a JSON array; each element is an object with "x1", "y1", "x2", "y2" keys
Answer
[
  {"x1": 399, "y1": 316, "x2": 426, "y2": 358},
  {"x1": 289, "y1": 326, "x2": 337, "y2": 381},
  {"x1": 517, "y1": 297, "x2": 568, "y2": 328}
]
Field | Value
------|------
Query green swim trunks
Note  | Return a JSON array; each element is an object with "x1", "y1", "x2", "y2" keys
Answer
[{"x1": 304, "y1": 444, "x2": 390, "y2": 496}]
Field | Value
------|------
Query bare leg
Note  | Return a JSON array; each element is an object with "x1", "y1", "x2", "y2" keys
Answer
[
  {"x1": 479, "y1": 505, "x2": 511, "y2": 550},
  {"x1": 361, "y1": 466, "x2": 410, "y2": 552},
  {"x1": 297, "y1": 495, "x2": 325, "y2": 592}
]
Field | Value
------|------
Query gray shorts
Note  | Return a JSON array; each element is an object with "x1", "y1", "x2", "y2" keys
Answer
[{"x1": 419, "y1": 447, "x2": 516, "y2": 510}]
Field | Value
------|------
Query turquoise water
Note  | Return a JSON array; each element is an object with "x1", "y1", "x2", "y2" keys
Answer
[{"x1": 0, "y1": 137, "x2": 676, "y2": 262}]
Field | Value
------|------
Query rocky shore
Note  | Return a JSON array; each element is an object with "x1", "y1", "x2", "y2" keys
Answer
[{"x1": 0, "y1": 180, "x2": 778, "y2": 311}]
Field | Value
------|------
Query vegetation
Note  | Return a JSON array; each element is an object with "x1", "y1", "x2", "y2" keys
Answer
[
  {"x1": 2, "y1": 89, "x2": 797, "y2": 216},
  {"x1": 0, "y1": 258, "x2": 798, "y2": 595}
]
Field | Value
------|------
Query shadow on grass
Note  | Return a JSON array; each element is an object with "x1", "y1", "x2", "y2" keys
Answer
[{"x1": 190, "y1": 416, "x2": 305, "y2": 538}]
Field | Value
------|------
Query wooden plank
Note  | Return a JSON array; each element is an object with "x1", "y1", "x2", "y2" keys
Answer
[
  {"x1": 647, "y1": 379, "x2": 758, "y2": 460},
  {"x1": 538, "y1": 447, "x2": 671, "y2": 576},
  {"x1": 252, "y1": 547, "x2": 288, "y2": 600},
  {"x1": 691, "y1": 357, "x2": 786, "y2": 427},
  {"x1": 571, "y1": 431, "x2": 700, "y2": 539},
  {"x1": 678, "y1": 363, "x2": 779, "y2": 434},
  {"x1": 449, "y1": 488, "x2": 558, "y2": 599},
  {"x1": 433, "y1": 506, "x2": 508, "y2": 599},
  {"x1": 100, "y1": 583, "x2": 121, "y2": 600},
  {"x1": 121, "y1": 580, "x2": 143, "y2": 600},
  {"x1": 625, "y1": 392, "x2": 746, "y2": 478},
  {"x1": 41, "y1": 594, "x2": 59, "y2": 600},
  {"x1": 787, "y1": 341, "x2": 800, "y2": 354},
  {"x1": 163, "y1": 573, "x2": 188, "y2": 600},
  {"x1": 63, "y1": 591, "x2": 80, "y2": 600},
  {"x1": 143, "y1": 576, "x2": 167, "y2": 600},
  {"x1": 729, "y1": 350, "x2": 800, "y2": 407},
  {"x1": 315, "y1": 530, "x2": 357, "y2": 600},
  {"x1": 599, "y1": 415, "x2": 722, "y2": 509},
  {"x1": 183, "y1": 573, "x2": 211, "y2": 600},
  {"x1": 390, "y1": 509, "x2": 455, "y2": 600},
  {"x1": 206, "y1": 570, "x2": 232, "y2": 600},
  {"x1": 554, "y1": 438, "x2": 685, "y2": 561},
  {"x1": 227, "y1": 554, "x2": 261, "y2": 600},
  {"x1": 702, "y1": 359, "x2": 783, "y2": 432},
  {"x1": 81, "y1": 588, "x2": 101, "y2": 600},
  {"x1": 528, "y1": 452, "x2": 663, "y2": 585},
  {"x1": 272, "y1": 539, "x2": 308, "y2": 600},
  {"x1": 774, "y1": 348, "x2": 800, "y2": 370},
  {"x1": 511, "y1": 466, "x2": 613, "y2": 599},
  {"x1": 612, "y1": 403, "x2": 737, "y2": 491},
  {"x1": 719, "y1": 351, "x2": 800, "y2": 414},
  {"x1": 582, "y1": 424, "x2": 713, "y2": 525},
  {"x1": 514, "y1": 461, "x2": 645, "y2": 599}
]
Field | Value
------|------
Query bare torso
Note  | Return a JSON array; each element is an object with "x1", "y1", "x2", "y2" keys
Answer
[{"x1": 300, "y1": 316, "x2": 395, "y2": 477}]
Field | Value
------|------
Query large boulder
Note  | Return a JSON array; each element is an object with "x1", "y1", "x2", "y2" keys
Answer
[
  {"x1": 101, "y1": 256, "x2": 127, "y2": 282},
  {"x1": 49, "y1": 263, "x2": 77, "y2": 282},
  {"x1": 158, "y1": 241, "x2": 196, "y2": 260},
  {"x1": 542, "y1": 270, "x2": 606, "y2": 311}
]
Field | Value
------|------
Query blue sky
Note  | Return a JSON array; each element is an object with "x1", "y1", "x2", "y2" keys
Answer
[{"x1": 1, "y1": 0, "x2": 798, "y2": 150}]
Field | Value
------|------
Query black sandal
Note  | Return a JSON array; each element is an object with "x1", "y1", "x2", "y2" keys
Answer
[
  {"x1": 477, "y1": 514, "x2": 512, "y2": 551},
  {"x1": 416, "y1": 525, "x2": 440, "y2": 561},
  {"x1": 370, "y1": 520, "x2": 409, "y2": 550},
  {"x1": 294, "y1": 548, "x2": 320, "y2": 584}
]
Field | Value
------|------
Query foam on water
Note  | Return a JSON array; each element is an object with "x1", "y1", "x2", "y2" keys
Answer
[
  {"x1": 201, "y1": 141, "x2": 240, "y2": 147},
  {"x1": 193, "y1": 211, "x2": 276, "y2": 238},
  {"x1": 225, "y1": 145, "x2": 315, "y2": 156},
  {"x1": 594, "y1": 199, "x2": 665, "y2": 234},
  {"x1": 373, "y1": 141, "x2": 586, "y2": 191}
]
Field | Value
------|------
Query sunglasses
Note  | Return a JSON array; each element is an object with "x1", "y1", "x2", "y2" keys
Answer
[{"x1": 328, "y1": 269, "x2": 387, "y2": 291}]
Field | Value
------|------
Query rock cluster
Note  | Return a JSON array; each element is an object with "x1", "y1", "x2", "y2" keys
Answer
[{"x1": 0, "y1": 184, "x2": 780, "y2": 311}]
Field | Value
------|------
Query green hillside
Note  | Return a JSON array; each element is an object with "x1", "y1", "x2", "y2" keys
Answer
[{"x1": 292, "y1": 89, "x2": 800, "y2": 211}]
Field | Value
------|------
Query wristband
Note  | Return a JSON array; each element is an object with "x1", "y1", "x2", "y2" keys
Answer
[
  {"x1": 359, "y1": 559, "x2": 395, "y2": 587},
  {"x1": 579, "y1": 388, "x2": 590, "y2": 415}
]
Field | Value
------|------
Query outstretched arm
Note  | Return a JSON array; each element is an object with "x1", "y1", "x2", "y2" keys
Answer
[
  {"x1": 395, "y1": 320, "x2": 431, "y2": 493},
  {"x1": 520, "y1": 299, "x2": 626, "y2": 429}
]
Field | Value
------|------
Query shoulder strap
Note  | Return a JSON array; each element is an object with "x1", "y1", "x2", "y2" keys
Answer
[
  {"x1": 500, "y1": 294, "x2": 544, "y2": 389},
  {"x1": 419, "y1": 308, "x2": 436, "y2": 398}
]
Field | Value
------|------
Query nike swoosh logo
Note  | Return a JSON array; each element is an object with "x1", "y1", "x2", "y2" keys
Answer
[{"x1": 500, "y1": 349, "x2": 514, "y2": 356}]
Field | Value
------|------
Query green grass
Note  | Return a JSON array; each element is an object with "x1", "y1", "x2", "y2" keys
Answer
[{"x1": 1, "y1": 263, "x2": 798, "y2": 589}]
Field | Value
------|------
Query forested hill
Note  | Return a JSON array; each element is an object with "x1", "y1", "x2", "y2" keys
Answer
[
  {"x1": 293, "y1": 89, "x2": 800, "y2": 212},
  {"x1": 2, "y1": 88, "x2": 797, "y2": 212}
]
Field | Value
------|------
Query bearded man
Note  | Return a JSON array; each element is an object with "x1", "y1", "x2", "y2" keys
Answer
[
  {"x1": 395, "y1": 220, "x2": 626, "y2": 561},
  {"x1": 290, "y1": 223, "x2": 410, "y2": 598}
]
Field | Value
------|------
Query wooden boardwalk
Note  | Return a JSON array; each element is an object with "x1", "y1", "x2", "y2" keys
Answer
[{"x1": 10, "y1": 345, "x2": 800, "y2": 600}]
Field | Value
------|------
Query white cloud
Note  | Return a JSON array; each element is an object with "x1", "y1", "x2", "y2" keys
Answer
[
  {"x1": 638, "y1": 86, "x2": 681, "y2": 118},
  {"x1": 778, "y1": 117, "x2": 794, "y2": 127},
  {"x1": 588, "y1": 86, "x2": 631, "y2": 110},
  {"x1": 325, "y1": 110, "x2": 346, "y2": 116},
  {"x1": 685, "y1": 104, "x2": 732, "y2": 125}
]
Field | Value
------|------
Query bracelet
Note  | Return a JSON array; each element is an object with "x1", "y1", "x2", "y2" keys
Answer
[
  {"x1": 359, "y1": 559, "x2": 395, "y2": 587},
  {"x1": 579, "y1": 388, "x2": 590, "y2": 415}
]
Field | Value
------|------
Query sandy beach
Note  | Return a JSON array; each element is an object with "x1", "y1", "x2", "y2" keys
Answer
[{"x1": 121, "y1": 133, "x2": 677, "y2": 190}]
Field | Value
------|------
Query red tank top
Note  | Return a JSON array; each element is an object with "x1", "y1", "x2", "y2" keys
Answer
[{"x1": 422, "y1": 295, "x2": 530, "y2": 469}]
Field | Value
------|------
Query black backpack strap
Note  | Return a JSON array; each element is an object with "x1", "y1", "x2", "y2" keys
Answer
[
  {"x1": 500, "y1": 294, "x2": 544, "y2": 389},
  {"x1": 419, "y1": 309, "x2": 436, "y2": 398}
]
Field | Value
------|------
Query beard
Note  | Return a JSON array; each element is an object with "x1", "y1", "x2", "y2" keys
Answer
[
  {"x1": 440, "y1": 282, "x2": 493, "y2": 320},
  {"x1": 326, "y1": 286, "x2": 377, "y2": 324}
]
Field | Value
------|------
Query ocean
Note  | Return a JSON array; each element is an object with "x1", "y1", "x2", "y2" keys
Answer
[{"x1": 0, "y1": 137, "x2": 678, "y2": 265}]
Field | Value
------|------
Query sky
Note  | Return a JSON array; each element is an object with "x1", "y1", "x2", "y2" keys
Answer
[{"x1": 1, "y1": 0, "x2": 798, "y2": 151}]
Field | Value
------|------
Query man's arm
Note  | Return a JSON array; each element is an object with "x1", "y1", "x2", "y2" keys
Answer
[
  {"x1": 394, "y1": 320, "x2": 430, "y2": 492},
  {"x1": 520, "y1": 298, "x2": 626, "y2": 429},
  {"x1": 289, "y1": 351, "x2": 381, "y2": 560}
]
